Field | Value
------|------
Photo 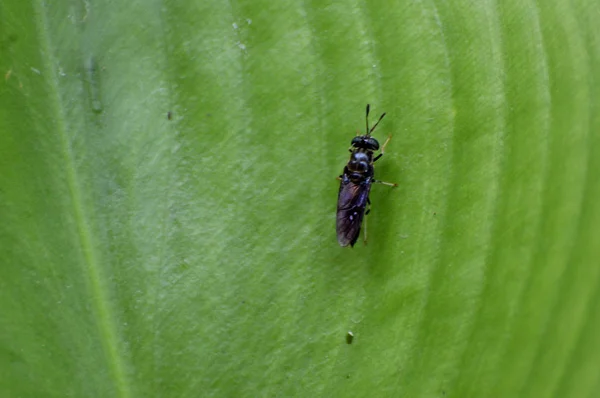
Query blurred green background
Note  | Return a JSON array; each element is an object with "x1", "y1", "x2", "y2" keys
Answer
[{"x1": 1, "y1": 0, "x2": 599, "y2": 397}]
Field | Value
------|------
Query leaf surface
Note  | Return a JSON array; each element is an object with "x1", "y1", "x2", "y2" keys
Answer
[{"x1": 1, "y1": 1, "x2": 599, "y2": 397}]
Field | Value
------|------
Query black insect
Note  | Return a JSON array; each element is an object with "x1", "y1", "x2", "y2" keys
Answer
[{"x1": 336, "y1": 104, "x2": 397, "y2": 247}]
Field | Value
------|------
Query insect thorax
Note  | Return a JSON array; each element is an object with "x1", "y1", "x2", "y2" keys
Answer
[{"x1": 346, "y1": 149, "x2": 374, "y2": 180}]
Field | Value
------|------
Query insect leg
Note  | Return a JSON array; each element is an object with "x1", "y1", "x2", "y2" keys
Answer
[
  {"x1": 363, "y1": 208, "x2": 369, "y2": 245},
  {"x1": 374, "y1": 180, "x2": 398, "y2": 187},
  {"x1": 380, "y1": 134, "x2": 392, "y2": 153},
  {"x1": 374, "y1": 135, "x2": 393, "y2": 162},
  {"x1": 363, "y1": 198, "x2": 371, "y2": 245}
]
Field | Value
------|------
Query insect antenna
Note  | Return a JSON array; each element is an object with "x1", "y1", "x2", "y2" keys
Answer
[
  {"x1": 370, "y1": 111, "x2": 386, "y2": 135},
  {"x1": 365, "y1": 104, "x2": 386, "y2": 136},
  {"x1": 366, "y1": 104, "x2": 371, "y2": 135}
]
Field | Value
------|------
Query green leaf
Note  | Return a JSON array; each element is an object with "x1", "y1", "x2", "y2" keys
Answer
[{"x1": 1, "y1": 0, "x2": 599, "y2": 396}]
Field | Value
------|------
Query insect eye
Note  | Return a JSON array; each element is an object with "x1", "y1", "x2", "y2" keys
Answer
[
  {"x1": 366, "y1": 138, "x2": 380, "y2": 150},
  {"x1": 351, "y1": 136, "x2": 380, "y2": 150}
]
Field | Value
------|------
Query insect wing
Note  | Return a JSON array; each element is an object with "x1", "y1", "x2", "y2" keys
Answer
[{"x1": 336, "y1": 178, "x2": 371, "y2": 247}]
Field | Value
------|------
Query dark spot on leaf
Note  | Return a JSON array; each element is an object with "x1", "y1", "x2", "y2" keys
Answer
[{"x1": 346, "y1": 331, "x2": 354, "y2": 344}]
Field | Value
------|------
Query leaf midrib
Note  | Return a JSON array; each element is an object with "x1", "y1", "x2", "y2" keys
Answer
[{"x1": 33, "y1": 2, "x2": 131, "y2": 397}]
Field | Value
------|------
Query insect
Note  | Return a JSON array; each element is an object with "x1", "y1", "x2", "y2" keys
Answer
[{"x1": 336, "y1": 104, "x2": 397, "y2": 247}]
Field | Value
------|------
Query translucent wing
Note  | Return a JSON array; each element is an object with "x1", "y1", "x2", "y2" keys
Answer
[{"x1": 336, "y1": 177, "x2": 372, "y2": 247}]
